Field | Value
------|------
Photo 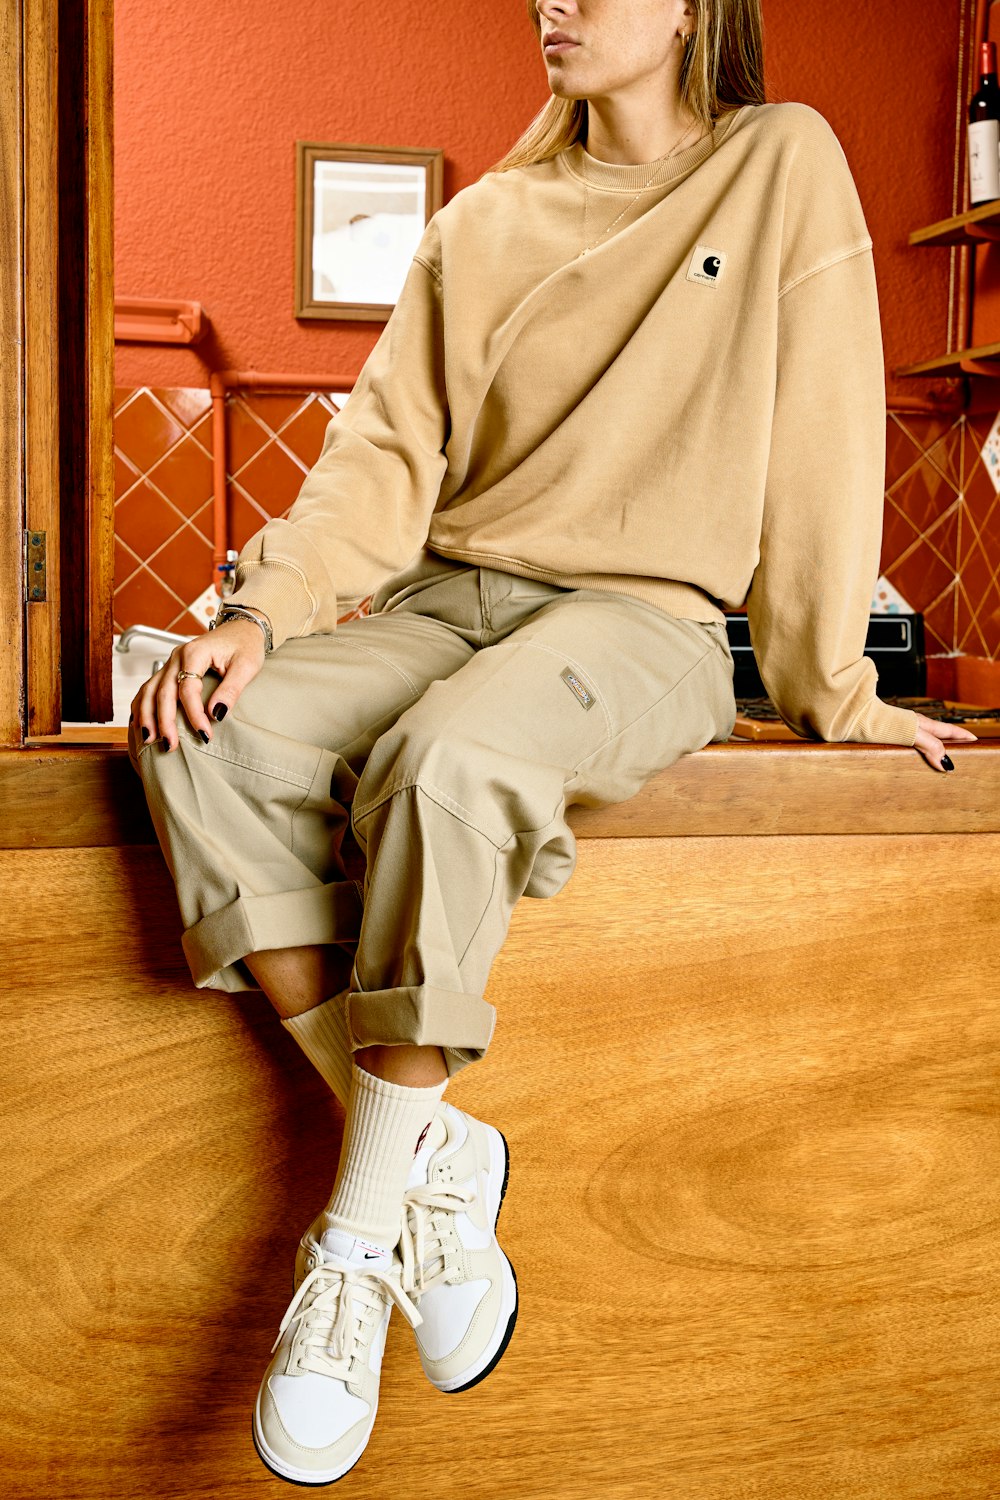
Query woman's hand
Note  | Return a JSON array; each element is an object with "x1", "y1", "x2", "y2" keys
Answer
[
  {"x1": 911, "y1": 710, "x2": 979, "y2": 772},
  {"x1": 131, "y1": 618, "x2": 267, "y2": 751}
]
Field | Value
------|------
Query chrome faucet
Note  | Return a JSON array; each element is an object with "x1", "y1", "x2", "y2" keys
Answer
[{"x1": 116, "y1": 625, "x2": 194, "y2": 654}]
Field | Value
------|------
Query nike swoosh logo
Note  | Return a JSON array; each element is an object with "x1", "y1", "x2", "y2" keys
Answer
[
  {"x1": 363, "y1": 1252, "x2": 383, "y2": 1259},
  {"x1": 451, "y1": 1168, "x2": 494, "y2": 1250},
  {"x1": 475, "y1": 1168, "x2": 492, "y2": 1230}
]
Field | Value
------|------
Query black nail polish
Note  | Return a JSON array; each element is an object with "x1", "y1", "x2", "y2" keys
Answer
[
  {"x1": 141, "y1": 726, "x2": 150, "y2": 741},
  {"x1": 161, "y1": 737, "x2": 170, "y2": 751},
  {"x1": 212, "y1": 702, "x2": 228, "y2": 721},
  {"x1": 198, "y1": 729, "x2": 210, "y2": 744},
  {"x1": 941, "y1": 754, "x2": 955, "y2": 771}
]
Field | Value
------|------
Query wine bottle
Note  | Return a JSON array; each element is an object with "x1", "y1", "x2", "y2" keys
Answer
[{"x1": 969, "y1": 39, "x2": 1000, "y2": 205}]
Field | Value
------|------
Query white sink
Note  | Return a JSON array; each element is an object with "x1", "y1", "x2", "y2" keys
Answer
[{"x1": 63, "y1": 632, "x2": 195, "y2": 728}]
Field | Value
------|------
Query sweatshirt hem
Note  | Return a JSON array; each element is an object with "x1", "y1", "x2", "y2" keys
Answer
[{"x1": 425, "y1": 545, "x2": 726, "y2": 622}]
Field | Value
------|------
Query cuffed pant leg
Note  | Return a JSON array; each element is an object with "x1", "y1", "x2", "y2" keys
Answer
[
  {"x1": 126, "y1": 620, "x2": 475, "y2": 992},
  {"x1": 345, "y1": 590, "x2": 737, "y2": 1079}
]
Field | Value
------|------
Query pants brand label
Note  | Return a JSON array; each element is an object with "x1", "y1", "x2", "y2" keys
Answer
[{"x1": 561, "y1": 666, "x2": 596, "y2": 710}]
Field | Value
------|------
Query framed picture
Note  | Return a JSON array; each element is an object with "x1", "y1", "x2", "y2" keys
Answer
[{"x1": 295, "y1": 141, "x2": 444, "y2": 322}]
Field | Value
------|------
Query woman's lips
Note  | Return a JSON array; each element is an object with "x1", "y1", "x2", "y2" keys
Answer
[{"x1": 544, "y1": 40, "x2": 579, "y2": 55}]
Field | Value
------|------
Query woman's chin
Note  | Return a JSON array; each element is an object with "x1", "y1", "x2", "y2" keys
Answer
[{"x1": 547, "y1": 77, "x2": 586, "y2": 101}]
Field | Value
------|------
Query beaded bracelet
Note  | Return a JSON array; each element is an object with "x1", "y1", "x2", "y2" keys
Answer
[{"x1": 209, "y1": 603, "x2": 274, "y2": 655}]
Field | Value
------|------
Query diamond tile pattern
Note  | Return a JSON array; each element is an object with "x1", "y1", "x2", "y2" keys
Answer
[
  {"x1": 884, "y1": 411, "x2": 999, "y2": 661},
  {"x1": 114, "y1": 391, "x2": 999, "y2": 657},
  {"x1": 112, "y1": 386, "x2": 349, "y2": 635}
]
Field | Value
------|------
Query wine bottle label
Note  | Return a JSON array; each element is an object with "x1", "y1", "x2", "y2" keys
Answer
[{"x1": 970, "y1": 118, "x2": 1000, "y2": 203}]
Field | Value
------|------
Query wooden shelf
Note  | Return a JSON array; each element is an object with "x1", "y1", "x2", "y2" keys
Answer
[
  {"x1": 909, "y1": 200, "x2": 1000, "y2": 247},
  {"x1": 898, "y1": 198, "x2": 1000, "y2": 375},
  {"x1": 896, "y1": 337, "x2": 1000, "y2": 377}
]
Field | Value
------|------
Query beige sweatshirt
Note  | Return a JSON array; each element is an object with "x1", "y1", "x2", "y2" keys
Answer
[{"x1": 227, "y1": 101, "x2": 919, "y2": 747}]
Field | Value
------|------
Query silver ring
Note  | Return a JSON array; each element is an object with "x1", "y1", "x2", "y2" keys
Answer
[{"x1": 177, "y1": 670, "x2": 204, "y2": 683}]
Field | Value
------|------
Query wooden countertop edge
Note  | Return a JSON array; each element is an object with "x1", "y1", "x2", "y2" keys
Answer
[{"x1": 2, "y1": 740, "x2": 998, "y2": 848}]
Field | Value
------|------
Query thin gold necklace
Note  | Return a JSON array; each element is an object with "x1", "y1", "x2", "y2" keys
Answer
[{"x1": 577, "y1": 119, "x2": 705, "y2": 259}]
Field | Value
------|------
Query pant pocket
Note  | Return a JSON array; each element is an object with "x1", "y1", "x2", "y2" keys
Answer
[{"x1": 568, "y1": 624, "x2": 735, "y2": 803}]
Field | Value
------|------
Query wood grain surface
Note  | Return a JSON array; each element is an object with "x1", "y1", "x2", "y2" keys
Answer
[
  {"x1": 22, "y1": 0, "x2": 62, "y2": 736},
  {"x1": 2, "y1": 834, "x2": 999, "y2": 1498},
  {"x1": 56, "y1": 0, "x2": 116, "y2": 724},
  {"x1": 85, "y1": 0, "x2": 116, "y2": 722},
  {"x1": 4, "y1": 740, "x2": 1000, "y2": 848},
  {"x1": 0, "y1": 0, "x2": 24, "y2": 745}
]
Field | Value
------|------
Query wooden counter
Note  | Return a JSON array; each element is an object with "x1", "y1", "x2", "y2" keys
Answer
[
  {"x1": 4, "y1": 736, "x2": 1000, "y2": 846},
  {"x1": 1, "y1": 738, "x2": 999, "y2": 1497}
]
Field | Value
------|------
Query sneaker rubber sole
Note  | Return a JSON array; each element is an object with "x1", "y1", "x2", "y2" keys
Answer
[
  {"x1": 432, "y1": 1122, "x2": 519, "y2": 1394},
  {"x1": 251, "y1": 1303, "x2": 391, "y2": 1486},
  {"x1": 251, "y1": 1390, "x2": 374, "y2": 1487}
]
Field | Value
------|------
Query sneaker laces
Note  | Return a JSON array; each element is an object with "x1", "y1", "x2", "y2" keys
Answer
[
  {"x1": 272, "y1": 1256, "x2": 423, "y2": 1380},
  {"x1": 398, "y1": 1181, "x2": 477, "y2": 1298}
]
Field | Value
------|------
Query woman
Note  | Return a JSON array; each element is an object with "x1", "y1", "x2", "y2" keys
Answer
[{"x1": 128, "y1": 0, "x2": 976, "y2": 1486}]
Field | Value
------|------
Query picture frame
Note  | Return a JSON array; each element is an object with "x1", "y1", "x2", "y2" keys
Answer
[{"x1": 294, "y1": 141, "x2": 444, "y2": 322}]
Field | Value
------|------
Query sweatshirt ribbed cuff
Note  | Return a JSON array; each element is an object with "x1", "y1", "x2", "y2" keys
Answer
[
  {"x1": 845, "y1": 696, "x2": 919, "y2": 746},
  {"x1": 225, "y1": 559, "x2": 319, "y2": 651}
]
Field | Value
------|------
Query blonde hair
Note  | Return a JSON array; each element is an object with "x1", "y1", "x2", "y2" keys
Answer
[{"x1": 484, "y1": 0, "x2": 768, "y2": 176}]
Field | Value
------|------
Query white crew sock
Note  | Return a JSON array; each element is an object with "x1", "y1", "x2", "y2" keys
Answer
[
  {"x1": 280, "y1": 990, "x2": 354, "y2": 1107},
  {"x1": 324, "y1": 1061, "x2": 449, "y2": 1251}
]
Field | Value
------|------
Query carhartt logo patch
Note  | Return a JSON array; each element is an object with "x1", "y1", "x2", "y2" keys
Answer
[
  {"x1": 560, "y1": 665, "x2": 596, "y2": 710},
  {"x1": 686, "y1": 244, "x2": 727, "y2": 286}
]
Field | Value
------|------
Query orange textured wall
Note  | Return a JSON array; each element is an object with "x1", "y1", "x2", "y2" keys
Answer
[{"x1": 114, "y1": 0, "x2": 964, "y2": 405}]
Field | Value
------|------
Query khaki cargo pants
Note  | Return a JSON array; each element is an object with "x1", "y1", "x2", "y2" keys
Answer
[{"x1": 127, "y1": 550, "x2": 737, "y2": 1079}]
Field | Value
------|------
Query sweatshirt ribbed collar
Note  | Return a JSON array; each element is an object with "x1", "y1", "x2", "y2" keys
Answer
[{"x1": 560, "y1": 105, "x2": 748, "y2": 192}]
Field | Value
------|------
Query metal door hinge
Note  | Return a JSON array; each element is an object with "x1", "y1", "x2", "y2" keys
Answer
[{"x1": 25, "y1": 531, "x2": 46, "y2": 602}]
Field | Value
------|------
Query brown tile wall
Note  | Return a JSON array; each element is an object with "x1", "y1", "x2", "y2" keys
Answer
[
  {"x1": 113, "y1": 388, "x2": 1000, "y2": 661},
  {"x1": 113, "y1": 385, "x2": 358, "y2": 635},
  {"x1": 886, "y1": 412, "x2": 1000, "y2": 660}
]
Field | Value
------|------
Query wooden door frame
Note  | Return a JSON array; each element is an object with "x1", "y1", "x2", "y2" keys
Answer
[
  {"x1": 0, "y1": 0, "x2": 114, "y2": 749},
  {"x1": 0, "y1": 0, "x2": 26, "y2": 745}
]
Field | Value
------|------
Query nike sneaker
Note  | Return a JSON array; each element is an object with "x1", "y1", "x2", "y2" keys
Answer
[
  {"x1": 397, "y1": 1100, "x2": 518, "y2": 1392},
  {"x1": 253, "y1": 1224, "x2": 422, "y2": 1485}
]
